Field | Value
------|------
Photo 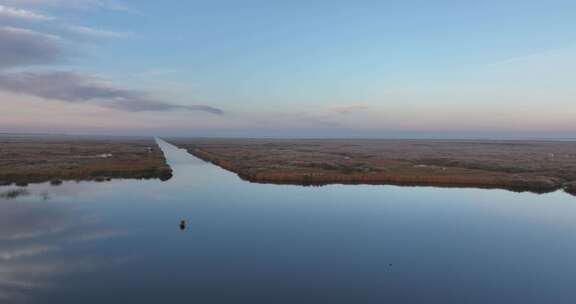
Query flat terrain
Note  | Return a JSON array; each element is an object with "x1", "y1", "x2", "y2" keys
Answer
[
  {"x1": 0, "y1": 135, "x2": 172, "y2": 185},
  {"x1": 168, "y1": 138, "x2": 576, "y2": 195}
]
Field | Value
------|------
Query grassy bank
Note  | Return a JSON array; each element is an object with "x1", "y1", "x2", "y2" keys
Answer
[
  {"x1": 168, "y1": 138, "x2": 576, "y2": 196},
  {"x1": 0, "y1": 135, "x2": 172, "y2": 186}
]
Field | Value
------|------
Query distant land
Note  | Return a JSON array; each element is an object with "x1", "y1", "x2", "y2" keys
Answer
[
  {"x1": 168, "y1": 138, "x2": 576, "y2": 196},
  {"x1": 0, "y1": 135, "x2": 172, "y2": 186}
]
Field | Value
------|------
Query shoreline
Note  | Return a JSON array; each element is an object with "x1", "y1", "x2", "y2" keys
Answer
[{"x1": 0, "y1": 168, "x2": 173, "y2": 187}]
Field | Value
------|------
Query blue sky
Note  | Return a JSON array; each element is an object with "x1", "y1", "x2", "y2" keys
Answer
[{"x1": 0, "y1": 0, "x2": 575, "y2": 137}]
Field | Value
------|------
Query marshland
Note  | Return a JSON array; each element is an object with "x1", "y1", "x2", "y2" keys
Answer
[
  {"x1": 0, "y1": 134, "x2": 172, "y2": 186},
  {"x1": 168, "y1": 138, "x2": 576, "y2": 195},
  {"x1": 2, "y1": 138, "x2": 576, "y2": 304}
]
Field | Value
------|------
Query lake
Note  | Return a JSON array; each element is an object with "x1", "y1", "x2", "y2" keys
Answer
[{"x1": 1, "y1": 139, "x2": 576, "y2": 303}]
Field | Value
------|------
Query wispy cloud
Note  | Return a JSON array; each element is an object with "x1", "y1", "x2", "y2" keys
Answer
[
  {"x1": 0, "y1": 71, "x2": 224, "y2": 114},
  {"x1": 0, "y1": 245, "x2": 57, "y2": 261},
  {"x1": 330, "y1": 104, "x2": 371, "y2": 114},
  {"x1": 62, "y1": 24, "x2": 133, "y2": 39},
  {"x1": 0, "y1": 3, "x2": 133, "y2": 42},
  {"x1": 0, "y1": 18, "x2": 222, "y2": 114},
  {"x1": 0, "y1": 0, "x2": 132, "y2": 12},
  {"x1": 0, "y1": 26, "x2": 66, "y2": 69},
  {"x1": 0, "y1": 4, "x2": 53, "y2": 21}
]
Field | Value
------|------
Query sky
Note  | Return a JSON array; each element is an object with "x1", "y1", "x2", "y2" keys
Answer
[{"x1": 0, "y1": 0, "x2": 575, "y2": 138}]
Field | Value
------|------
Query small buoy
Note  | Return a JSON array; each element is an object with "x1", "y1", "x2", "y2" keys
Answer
[{"x1": 179, "y1": 220, "x2": 187, "y2": 230}]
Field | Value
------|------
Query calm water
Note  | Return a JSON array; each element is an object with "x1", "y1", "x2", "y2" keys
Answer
[{"x1": 1, "y1": 139, "x2": 576, "y2": 303}]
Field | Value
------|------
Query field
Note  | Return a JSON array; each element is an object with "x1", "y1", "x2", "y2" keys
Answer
[
  {"x1": 168, "y1": 138, "x2": 576, "y2": 195},
  {"x1": 0, "y1": 135, "x2": 172, "y2": 186}
]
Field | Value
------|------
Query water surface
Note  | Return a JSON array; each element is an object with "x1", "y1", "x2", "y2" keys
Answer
[{"x1": 1, "y1": 139, "x2": 576, "y2": 303}]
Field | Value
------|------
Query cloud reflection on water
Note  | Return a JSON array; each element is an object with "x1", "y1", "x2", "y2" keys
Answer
[{"x1": 0, "y1": 197, "x2": 128, "y2": 303}]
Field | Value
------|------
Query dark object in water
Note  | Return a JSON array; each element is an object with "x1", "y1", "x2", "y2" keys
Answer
[
  {"x1": 0, "y1": 189, "x2": 30, "y2": 199},
  {"x1": 179, "y1": 220, "x2": 187, "y2": 230},
  {"x1": 50, "y1": 179, "x2": 63, "y2": 186},
  {"x1": 159, "y1": 171, "x2": 173, "y2": 181}
]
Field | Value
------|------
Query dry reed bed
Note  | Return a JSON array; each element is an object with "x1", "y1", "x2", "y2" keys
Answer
[
  {"x1": 0, "y1": 135, "x2": 172, "y2": 186},
  {"x1": 169, "y1": 138, "x2": 576, "y2": 195}
]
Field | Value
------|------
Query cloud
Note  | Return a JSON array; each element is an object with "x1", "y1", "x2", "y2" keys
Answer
[
  {"x1": 0, "y1": 245, "x2": 57, "y2": 261},
  {"x1": 0, "y1": 26, "x2": 66, "y2": 69},
  {"x1": 0, "y1": 2, "x2": 221, "y2": 116},
  {"x1": 0, "y1": 4, "x2": 131, "y2": 40},
  {"x1": 62, "y1": 25, "x2": 133, "y2": 39},
  {"x1": 0, "y1": 25, "x2": 223, "y2": 115},
  {"x1": 0, "y1": 0, "x2": 131, "y2": 12},
  {"x1": 0, "y1": 4, "x2": 53, "y2": 21},
  {"x1": 0, "y1": 71, "x2": 224, "y2": 114},
  {"x1": 0, "y1": 5, "x2": 129, "y2": 40},
  {"x1": 330, "y1": 104, "x2": 371, "y2": 114}
]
